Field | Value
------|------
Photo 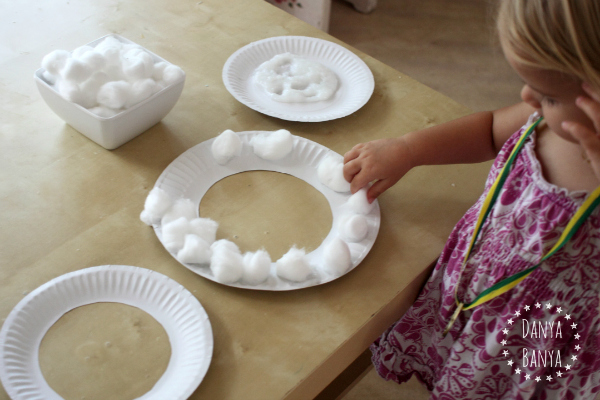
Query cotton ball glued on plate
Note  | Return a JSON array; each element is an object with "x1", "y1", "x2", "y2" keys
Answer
[
  {"x1": 161, "y1": 217, "x2": 191, "y2": 253},
  {"x1": 318, "y1": 154, "x2": 351, "y2": 193},
  {"x1": 250, "y1": 129, "x2": 294, "y2": 161},
  {"x1": 177, "y1": 234, "x2": 212, "y2": 264},
  {"x1": 339, "y1": 214, "x2": 369, "y2": 243},
  {"x1": 242, "y1": 250, "x2": 272, "y2": 285},
  {"x1": 189, "y1": 218, "x2": 219, "y2": 244},
  {"x1": 322, "y1": 238, "x2": 352, "y2": 277},
  {"x1": 211, "y1": 129, "x2": 242, "y2": 165},
  {"x1": 210, "y1": 239, "x2": 244, "y2": 284},
  {"x1": 275, "y1": 247, "x2": 312, "y2": 282},
  {"x1": 347, "y1": 188, "x2": 375, "y2": 215},
  {"x1": 161, "y1": 198, "x2": 197, "y2": 226},
  {"x1": 140, "y1": 187, "x2": 174, "y2": 225}
]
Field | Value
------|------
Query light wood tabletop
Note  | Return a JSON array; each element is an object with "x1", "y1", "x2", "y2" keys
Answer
[{"x1": 0, "y1": 0, "x2": 491, "y2": 398}]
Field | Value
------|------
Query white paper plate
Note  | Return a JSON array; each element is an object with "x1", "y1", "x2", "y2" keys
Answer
[
  {"x1": 222, "y1": 36, "x2": 374, "y2": 122},
  {"x1": 153, "y1": 131, "x2": 380, "y2": 291},
  {"x1": 0, "y1": 265, "x2": 213, "y2": 400}
]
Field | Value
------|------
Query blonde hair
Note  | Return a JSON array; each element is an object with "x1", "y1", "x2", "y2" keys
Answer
[{"x1": 497, "y1": 0, "x2": 600, "y2": 89}]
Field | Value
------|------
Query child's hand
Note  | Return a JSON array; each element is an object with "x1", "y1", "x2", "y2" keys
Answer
[
  {"x1": 562, "y1": 82, "x2": 600, "y2": 182},
  {"x1": 343, "y1": 137, "x2": 413, "y2": 202}
]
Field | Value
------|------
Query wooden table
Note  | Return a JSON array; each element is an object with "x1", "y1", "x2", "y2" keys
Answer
[{"x1": 0, "y1": 0, "x2": 492, "y2": 398}]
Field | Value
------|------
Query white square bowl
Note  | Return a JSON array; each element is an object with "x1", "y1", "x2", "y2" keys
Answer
[{"x1": 34, "y1": 34, "x2": 185, "y2": 150}]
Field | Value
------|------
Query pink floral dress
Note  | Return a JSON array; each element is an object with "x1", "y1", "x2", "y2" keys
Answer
[{"x1": 371, "y1": 114, "x2": 600, "y2": 399}]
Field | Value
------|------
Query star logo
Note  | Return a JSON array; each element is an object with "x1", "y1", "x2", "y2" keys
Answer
[{"x1": 498, "y1": 303, "x2": 579, "y2": 382}]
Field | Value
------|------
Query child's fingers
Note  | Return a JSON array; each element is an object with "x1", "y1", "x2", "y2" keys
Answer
[
  {"x1": 349, "y1": 168, "x2": 373, "y2": 194},
  {"x1": 582, "y1": 82, "x2": 600, "y2": 103},
  {"x1": 576, "y1": 96, "x2": 600, "y2": 133},
  {"x1": 343, "y1": 158, "x2": 362, "y2": 185},
  {"x1": 367, "y1": 179, "x2": 393, "y2": 203},
  {"x1": 343, "y1": 144, "x2": 363, "y2": 164}
]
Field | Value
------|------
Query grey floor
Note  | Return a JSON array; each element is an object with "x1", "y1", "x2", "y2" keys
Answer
[{"x1": 327, "y1": 0, "x2": 524, "y2": 398}]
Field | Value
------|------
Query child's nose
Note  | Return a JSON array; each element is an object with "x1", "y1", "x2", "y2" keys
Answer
[{"x1": 520, "y1": 85, "x2": 542, "y2": 109}]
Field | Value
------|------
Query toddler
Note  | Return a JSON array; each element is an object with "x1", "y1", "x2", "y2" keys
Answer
[{"x1": 343, "y1": 1, "x2": 600, "y2": 398}]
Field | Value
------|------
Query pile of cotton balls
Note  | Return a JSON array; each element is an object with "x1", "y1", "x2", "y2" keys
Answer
[{"x1": 41, "y1": 36, "x2": 184, "y2": 118}]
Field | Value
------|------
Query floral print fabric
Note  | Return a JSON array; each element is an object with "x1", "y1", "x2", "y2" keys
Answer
[{"x1": 371, "y1": 115, "x2": 600, "y2": 399}]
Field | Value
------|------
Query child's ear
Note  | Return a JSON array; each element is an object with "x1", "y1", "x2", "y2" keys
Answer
[{"x1": 521, "y1": 85, "x2": 542, "y2": 109}]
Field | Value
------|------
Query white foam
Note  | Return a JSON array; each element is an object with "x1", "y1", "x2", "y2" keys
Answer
[{"x1": 253, "y1": 52, "x2": 338, "y2": 103}]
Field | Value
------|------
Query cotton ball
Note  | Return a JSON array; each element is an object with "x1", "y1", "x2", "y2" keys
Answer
[
  {"x1": 162, "y1": 65, "x2": 184, "y2": 85},
  {"x1": 152, "y1": 61, "x2": 168, "y2": 81},
  {"x1": 250, "y1": 129, "x2": 294, "y2": 161},
  {"x1": 339, "y1": 214, "x2": 369, "y2": 243},
  {"x1": 122, "y1": 49, "x2": 154, "y2": 80},
  {"x1": 210, "y1": 239, "x2": 244, "y2": 284},
  {"x1": 177, "y1": 234, "x2": 212, "y2": 264},
  {"x1": 140, "y1": 187, "x2": 173, "y2": 225},
  {"x1": 242, "y1": 250, "x2": 272, "y2": 285},
  {"x1": 322, "y1": 238, "x2": 352, "y2": 276},
  {"x1": 42, "y1": 71, "x2": 58, "y2": 85},
  {"x1": 347, "y1": 188, "x2": 375, "y2": 214},
  {"x1": 103, "y1": 64, "x2": 125, "y2": 81},
  {"x1": 211, "y1": 239, "x2": 241, "y2": 254},
  {"x1": 56, "y1": 79, "x2": 86, "y2": 106},
  {"x1": 161, "y1": 217, "x2": 191, "y2": 253},
  {"x1": 318, "y1": 154, "x2": 351, "y2": 193},
  {"x1": 61, "y1": 57, "x2": 93, "y2": 83},
  {"x1": 125, "y1": 78, "x2": 156, "y2": 108},
  {"x1": 97, "y1": 81, "x2": 132, "y2": 109},
  {"x1": 140, "y1": 210, "x2": 155, "y2": 226},
  {"x1": 79, "y1": 71, "x2": 110, "y2": 109},
  {"x1": 161, "y1": 198, "x2": 197, "y2": 226},
  {"x1": 211, "y1": 129, "x2": 242, "y2": 165},
  {"x1": 275, "y1": 246, "x2": 312, "y2": 282},
  {"x1": 79, "y1": 50, "x2": 107, "y2": 72},
  {"x1": 41, "y1": 49, "x2": 70, "y2": 76},
  {"x1": 72, "y1": 45, "x2": 94, "y2": 59},
  {"x1": 94, "y1": 36, "x2": 123, "y2": 64},
  {"x1": 89, "y1": 106, "x2": 118, "y2": 118},
  {"x1": 189, "y1": 217, "x2": 219, "y2": 244}
]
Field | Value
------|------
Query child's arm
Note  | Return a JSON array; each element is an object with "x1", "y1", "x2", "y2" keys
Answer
[{"x1": 343, "y1": 102, "x2": 536, "y2": 202}]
